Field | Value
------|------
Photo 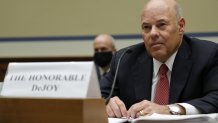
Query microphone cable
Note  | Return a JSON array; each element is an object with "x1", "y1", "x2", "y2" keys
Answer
[{"x1": 105, "y1": 48, "x2": 132, "y2": 104}]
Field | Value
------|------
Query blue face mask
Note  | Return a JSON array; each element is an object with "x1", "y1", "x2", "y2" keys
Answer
[{"x1": 94, "y1": 51, "x2": 113, "y2": 67}]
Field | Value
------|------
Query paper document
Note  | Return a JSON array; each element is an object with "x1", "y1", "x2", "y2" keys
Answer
[{"x1": 108, "y1": 113, "x2": 218, "y2": 123}]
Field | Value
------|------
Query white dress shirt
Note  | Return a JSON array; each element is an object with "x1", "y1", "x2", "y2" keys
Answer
[{"x1": 151, "y1": 51, "x2": 201, "y2": 115}]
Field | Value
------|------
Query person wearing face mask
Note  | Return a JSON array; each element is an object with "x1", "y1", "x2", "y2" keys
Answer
[{"x1": 93, "y1": 34, "x2": 116, "y2": 82}]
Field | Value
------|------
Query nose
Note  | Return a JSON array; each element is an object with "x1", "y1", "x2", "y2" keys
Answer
[
  {"x1": 95, "y1": 49, "x2": 103, "y2": 52},
  {"x1": 150, "y1": 26, "x2": 159, "y2": 38}
]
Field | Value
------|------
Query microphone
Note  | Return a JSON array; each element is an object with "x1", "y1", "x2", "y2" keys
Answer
[{"x1": 105, "y1": 48, "x2": 132, "y2": 104}]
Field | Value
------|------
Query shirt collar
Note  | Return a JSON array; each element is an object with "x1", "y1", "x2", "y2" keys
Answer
[{"x1": 153, "y1": 51, "x2": 178, "y2": 77}]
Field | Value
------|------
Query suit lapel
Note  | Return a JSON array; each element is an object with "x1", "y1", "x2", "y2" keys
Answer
[
  {"x1": 169, "y1": 40, "x2": 193, "y2": 103},
  {"x1": 132, "y1": 52, "x2": 153, "y2": 101},
  {"x1": 129, "y1": 38, "x2": 193, "y2": 103}
]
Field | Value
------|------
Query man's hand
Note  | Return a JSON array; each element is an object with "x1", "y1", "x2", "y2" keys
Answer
[
  {"x1": 127, "y1": 100, "x2": 170, "y2": 118},
  {"x1": 106, "y1": 96, "x2": 127, "y2": 118}
]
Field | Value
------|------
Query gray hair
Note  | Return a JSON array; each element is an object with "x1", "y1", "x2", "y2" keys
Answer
[
  {"x1": 175, "y1": 2, "x2": 183, "y2": 20},
  {"x1": 109, "y1": 35, "x2": 116, "y2": 51}
]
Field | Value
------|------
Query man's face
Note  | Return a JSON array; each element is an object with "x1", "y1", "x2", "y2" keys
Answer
[
  {"x1": 93, "y1": 35, "x2": 115, "y2": 68},
  {"x1": 141, "y1": 1, "x2": 185, "y2": 62},
  {"x1": 93, "y1": 36, "x2": 114, "y2": 53}
]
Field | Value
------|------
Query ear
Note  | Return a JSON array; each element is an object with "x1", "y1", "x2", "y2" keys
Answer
[{"x1": 178, "y1": 18, "x2": 185, "y2": 34}]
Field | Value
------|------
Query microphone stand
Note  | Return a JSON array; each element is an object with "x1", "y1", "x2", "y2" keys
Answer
[{"x1": 105, "y1": 48, "x2": 131, "y2": 104}]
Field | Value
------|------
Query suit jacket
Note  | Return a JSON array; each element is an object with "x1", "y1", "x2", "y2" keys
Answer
[{"x1": 100, "y1": 35, "x2": 218, "y2": 113}]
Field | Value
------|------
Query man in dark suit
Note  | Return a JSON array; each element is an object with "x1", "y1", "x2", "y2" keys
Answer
[{"x1": 100, "y1": 0, "x2": 218, "y2": 118}]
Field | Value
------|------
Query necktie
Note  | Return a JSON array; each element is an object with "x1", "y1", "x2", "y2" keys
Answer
[{"x1": 154, "y1": 64, "x2": 169, "y2": 105}]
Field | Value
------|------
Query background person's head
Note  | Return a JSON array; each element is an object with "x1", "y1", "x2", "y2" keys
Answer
[
  {"x1": 141, "y1": 0, "x2": 185, "y2": 63},
  {"x1": 93, "y1": 34, "x2": 116, "y2": 68}
]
